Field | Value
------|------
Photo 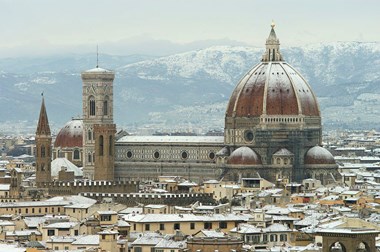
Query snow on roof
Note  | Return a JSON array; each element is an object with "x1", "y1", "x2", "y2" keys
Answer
[
  {"x1": 132, "y1": 232, "x2": 164, "y2": 245},
  {"x1": 320, "y1": 195, "x2": 340, "y2": 201},
  {"x1": 155, "y1": 238, "x2": 186, "y2": 249},
  {"x1": 47, "y1": 236, "x2": 76, "y2": 243},
  {"x1": 231, "y1": 223, "x2": 261, "y2": 234},
  {"x1": 71, "y1": 235, "x2": 99, "y2": 245},
  {"x1": 51, "y1": 158, "x2": 83, "y2": 177},
  {"x1": 0, "y1": 220, "x2": 14, "y2": 226},
  {"x1": 117, "y1": 135, "x2": 223, "y2": 144},
  {"x1": 124, "y1": 213, "x2": 251, "y2": 223},
  {"x1": 0, "y1": 201, "x2": 68, "y2": 208},
  {"x1": 0, "y1": 184, "x2": 10, "y2": 191},
  {"x1": 117, "y1": 220, "x2": 130, "y2": 227},
  {"x1": 24, "y1": 216, "x2": 71, "y2": 228},
  {"x1": 317, "y1": 228, "x2": 380, "y2": 234},
  {"x1": 264, "y1": 223, "x2": 292, "y2": 233},
  {"x1": 64, "y1": 203, "x2": 94, "y2": 209},
  {"x1": 97, "y1": 210, "x2": 117, "y2": 215},
  {"x1": 199, "y1": 230, "x2": 226, "y2": 237},
  {"x1": 341, "y1": 190, "x2": 361, "y2": 195},
  {"x1": 177, "y1": 181, "x2": 198, "y2": 186},
  {"x1": 118, "y1": 207, "x2": 143, "y2": 214},
  {"x1": 203, "y1": 179, "x2": 219, "y2": 184},
  {"x1": 266, "y1": 207, "x2": 290, "y2": 215},
  {"x1": 318, "y1": 219, "x2": 345, "y2": 229},
  {"x1": 44, "y1": 221, "x2": 78, "y2": 229},
  {"x1": 47, "y1": 195, "x2": 96, "y2": 205},
  {"x1": 84, "y1": 67, "x2": 113, "y2": 73},
  {"x1": 145, "y1": 204, "x2": 166, "y2": 209},
  {"x1": 0, "y1": 243, "x2": 26, "y2": 252},
  {"x1": 6, "y1": 230, "x2": 41, "y2": 236}
]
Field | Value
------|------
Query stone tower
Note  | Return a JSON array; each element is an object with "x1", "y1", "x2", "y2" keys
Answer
[
  {"x1": 81, "y1": 67, "x2": 115, "y2": 180},
  {"x1": 35, "y1": 96, "x2": 52, "y2": 185}
]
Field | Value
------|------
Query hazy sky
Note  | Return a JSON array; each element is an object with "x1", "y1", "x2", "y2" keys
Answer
[{"x1": 0, "y1": 0, "x2": 379, "y2": 57}]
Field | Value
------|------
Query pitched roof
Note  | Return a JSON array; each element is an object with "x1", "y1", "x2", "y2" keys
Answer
[{"x1": 36, "y1": 97, "x2": 51, "y2": 135}]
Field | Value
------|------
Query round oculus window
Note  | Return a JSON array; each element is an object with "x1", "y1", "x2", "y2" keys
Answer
[
  {"x1": 181, "y1": 151, "x2": 188, "y2": 159},
  {"x1": 244, "y1": 130, "x2": 254, "y2": 142},
  {"x1": 153, "y1": 151, "x2": 160, "y2": 159},
  {"x1": 126, "y1": 151, "x2": 133, "y2": 158},
  {"x1": 208, "y1": 152, "x2": 215, "y2": 160}
]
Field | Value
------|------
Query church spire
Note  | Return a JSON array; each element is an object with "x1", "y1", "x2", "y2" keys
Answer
[
  {"x1": 262, "y1": 21, "x2": 283, "y2": 62},
  {"x1": 36, "y1": 95, "x2": 51, "y2": 136}
]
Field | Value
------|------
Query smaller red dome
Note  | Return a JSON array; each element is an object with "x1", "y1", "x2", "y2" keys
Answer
[
  {"x1": 54, "y1": 119, "x2": 83, "y2": 148},
  {"x1": 305, "y1": 146, "x2": 335, "y2": 165},
  {"x1": 227, "y1": 147, "x2": 262, "y2": 165}
]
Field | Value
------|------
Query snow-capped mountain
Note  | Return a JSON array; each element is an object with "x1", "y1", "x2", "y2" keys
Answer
[{"x1": 1, "y1": 41, "x2": 380, "y2": 133}]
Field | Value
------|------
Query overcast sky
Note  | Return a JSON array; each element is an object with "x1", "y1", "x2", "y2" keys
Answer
[{"x1": 0, "y1": 0, "x2": 379, "y2": 57}]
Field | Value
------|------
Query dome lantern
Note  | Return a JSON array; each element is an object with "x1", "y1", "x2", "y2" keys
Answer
[{"x1": 262, "y1": 21, "x2": 283, "y2": 62}]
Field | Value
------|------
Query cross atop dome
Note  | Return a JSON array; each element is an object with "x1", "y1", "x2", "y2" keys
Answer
[{"x1": 262, "y1": 21, "x2": 283, "y2": 62}]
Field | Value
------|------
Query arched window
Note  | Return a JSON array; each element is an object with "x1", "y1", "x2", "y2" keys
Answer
[
  {"x1": 88, "y1": 153, "x2": 92, "y2": 163},
  {"x1": 280, "y1": 234, "x2": 287, "y2": 241},
  {"x1": 109, "y1": 135, "x2": 113, "y2": 156},
  {"x1": 270, "y1": 234, "x2": 277, "y2": 242},
  {"x1": 88, "y1": 130, "x2": 92, "y2": 140},
  {"x1": 41, "y1": 145, "x2": 46, "y2": 158},
  {"x1": 99, "y1": 135, "x2": 104, "y2": 156},
  {"x1": 103, "y1": 96, "x2": 109, "y2": 116},
  {"x1": 73, "y1": 149, "x2": 80, "y2": 160},
  {"x1": 89, "y1": 96, "x2": 95, "y2": 116}
]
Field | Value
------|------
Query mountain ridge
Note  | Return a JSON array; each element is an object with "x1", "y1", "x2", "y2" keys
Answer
[{"x1": 1, "y1": 41, "x2": 380, "y2": 133}]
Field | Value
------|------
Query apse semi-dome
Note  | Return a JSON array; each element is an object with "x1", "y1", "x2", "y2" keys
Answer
[
  {"x1": 227, "y1": 146, "x2": 262, "y2": 165},
  {"x1": 304, "y1": 146, "x2": 335, "y2": 165},
  {"x1": 54, "y1": 119, "x2": 83, "y2": 148}
]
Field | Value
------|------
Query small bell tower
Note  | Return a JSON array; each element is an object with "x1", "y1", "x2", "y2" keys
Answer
[{"x1": 35, "y1": 95, "x2": 52, "y2": 186}]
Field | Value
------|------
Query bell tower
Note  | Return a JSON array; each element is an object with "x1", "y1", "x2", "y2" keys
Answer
[
  {"x1": 81, "y1": 67, "x2": 115, "y2": 180},
  {"x1": 35, "y1": 96, "x2": 52, "y2": 186}
]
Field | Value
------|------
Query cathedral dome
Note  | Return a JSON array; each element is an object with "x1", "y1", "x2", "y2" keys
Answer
[
  {"x1": 304, "y1": 146, "x2": 335, "y2": 165},
  {"x1": 54, "y1": 119, "x2": 83, "y2": 148},
  {"x1": 226, "y1": 24, "x2": 320, "y2": 118},
  {"x1": 227, "y1": 147, "x2": 262, "y2": 165}
]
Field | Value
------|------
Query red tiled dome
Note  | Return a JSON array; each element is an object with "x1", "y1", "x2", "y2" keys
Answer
[
  {"x1": 54, "y1": 119, "x2": 83, "y2": 148},
  {"x1": 226, "y1": 62, "x2": 320, "y2": 117},
  {"x1": 227, "y1": 147, "x2": 262, "y2": 165},
  {"x1": 304, "y1": 146, "x2": 335, "y2": 165},
  {"x1": 226, "y1": 24, "x2": 319, "y2": 119}
]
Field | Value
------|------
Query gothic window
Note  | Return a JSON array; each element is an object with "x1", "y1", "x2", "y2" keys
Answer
[
  {"x1": 73, "y1": 149, "x2": 80, "y2": 160},
  {"x1": 109, "y1": 135, "x2": 113, "y2": 156},
  {"x1": 103, "y1": 96, "x2": 109, "y2": 116},
  {"x1": 89, "y1": 96, "x2": 95, "y2": 116},
  {"x1": 88, "y1": 130, "x2": 92, "y2": 141},
  {"x1": 41, "y1": 145, "x2": 46, "y2": 158},
  {"x1": 88, "y1": 153, "x2": 92, "y2": 163},
  {"x1": 99, "y1": 135, "x2": 104, "y2": 156},
  {"x1": 41, "y1": 163, "x2": 45, "y2": 171}
]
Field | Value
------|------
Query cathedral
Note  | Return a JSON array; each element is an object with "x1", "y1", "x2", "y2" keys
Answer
[{"x1": 41, "y1": 24, "x2": 339, "y2": 185}]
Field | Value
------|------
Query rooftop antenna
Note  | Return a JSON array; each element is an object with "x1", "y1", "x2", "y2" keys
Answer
[{"x1": 96, "y1": 44, "x2": 99, "y2": 68}]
